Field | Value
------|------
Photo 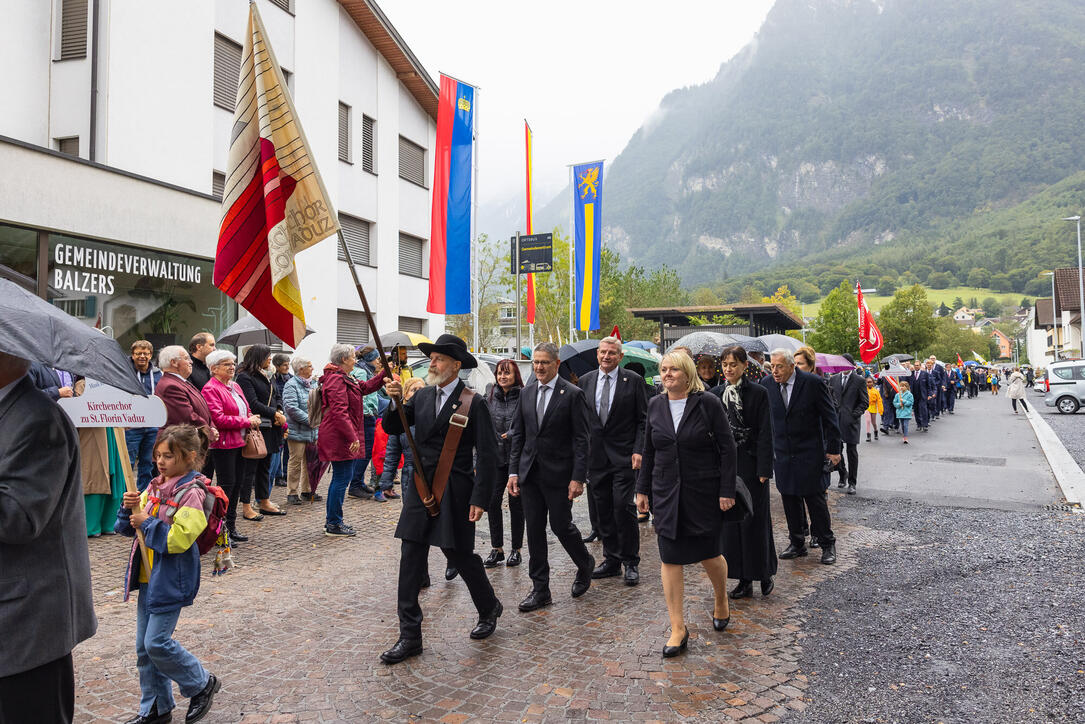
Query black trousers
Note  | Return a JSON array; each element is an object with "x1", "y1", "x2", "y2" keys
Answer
[
  {"x1": 241, "y1": 428, "x2": 279, "y2": 504},
  {"x1": 1012, "y1": 398, "x2": 1029, "y2": 412},
  {"x1": 586, "y1": 482, "x2": 599, "y2": 533},
  {"x1": 781, "y1": 490, "x2": 835, "y2": 547},
  {"x1": 589, "y1": 467, "x2": 640, "y2": 566},
  {"x1": 520, "y1": 480, "x2": 594, "y2": 593},
  {"x1": 0, "y1": 653, "x2": 74, "y2": 724},
  {"x1": 488, "y1": 466, "x2": 524, "y2": 549},
  {"x1": 397, "y1": 539, "x2": 497, "y2": 640},
  {"x1": 836, "y1": 442, "x2": 859, "y2": 486},
  {"x1": 211, "y1": 447, "x2": 245, "y2": 530}
]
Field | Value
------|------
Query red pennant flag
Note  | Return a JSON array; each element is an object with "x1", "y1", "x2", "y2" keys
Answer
[
  {"x1": 956, "y1": 352, "x2": 964, "y2": 367},
  {"x1": 611, "y1": 325, "x2": 622, "y2": 342},
  {"x1": 524, "y1": 121, "x2": 536, "y2": 325},
  {"x1": 857, "y1": 282, "x2": 883, "y2": 363}
]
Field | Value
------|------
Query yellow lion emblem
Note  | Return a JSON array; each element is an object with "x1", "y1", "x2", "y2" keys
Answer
[{"x1": 578, "y1": 166, "x2": 599, "y2": 201}]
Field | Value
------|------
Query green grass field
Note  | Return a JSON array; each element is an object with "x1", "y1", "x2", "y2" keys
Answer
[{"x1": 801, "y1": 286, "x2": 1028, "y2": 318}]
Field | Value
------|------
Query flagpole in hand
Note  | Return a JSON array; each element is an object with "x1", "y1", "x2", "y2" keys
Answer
[
  {"x1": 115, "y1": 430, "x2": 152, "y2": 573},
  {"x1": 336, "y1": 231, "x2": 439, "y2": 517}
]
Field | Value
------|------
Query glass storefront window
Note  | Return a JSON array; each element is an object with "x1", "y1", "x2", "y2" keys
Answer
[
  {"x1": 47, "y1": 233, "x2": 237, "y2": 352},
  {"x1": 0, "y1": 223, "x2": 39, "y2": 292}
]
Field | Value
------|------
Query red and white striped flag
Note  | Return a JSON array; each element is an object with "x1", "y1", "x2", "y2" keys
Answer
[{"x1": 857, "y1": 282, "x2": 883, "y2": 363}]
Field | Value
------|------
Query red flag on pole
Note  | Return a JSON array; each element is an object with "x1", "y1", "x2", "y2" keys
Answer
[
  {"x1": 611, "y1": 324, "x2": 621, "y2": 342},
  {"x1": 524, "y1": 121, "x2": 536, "y2": 324},
  {"x1": 857, "y1": 282, "x2": 883, "y2": 363},
  {"x1": 956, "y1": 352, "x2": 964, "y2": 367}
]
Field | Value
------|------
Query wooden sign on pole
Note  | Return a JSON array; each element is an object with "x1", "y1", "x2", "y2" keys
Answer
[{"x1": 113, "y1": 429, "x2": 152, "y2": 575}]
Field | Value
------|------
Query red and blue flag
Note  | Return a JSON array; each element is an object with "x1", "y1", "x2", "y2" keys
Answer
[{"x1": 427, "y1": 74, "x2": 475, "y2": 314}]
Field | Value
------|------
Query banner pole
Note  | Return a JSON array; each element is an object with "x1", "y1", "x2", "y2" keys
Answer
[
  {"x1": 471, "y1": 88, "x2": 480, "y2": 353},
  {"x1": 569, "y1": 165, "x2": 575, "y2": 343},
  {"x1": 515, "y1": 231, "x2": 522, "y2": 359},
  {"x1": 337, "y1": 230, "x2": 438, "y2": 516}
]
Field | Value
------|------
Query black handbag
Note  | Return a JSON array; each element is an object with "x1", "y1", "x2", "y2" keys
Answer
[{"x1": 696, "y1": 394, "x2": 753, "y2": 522}]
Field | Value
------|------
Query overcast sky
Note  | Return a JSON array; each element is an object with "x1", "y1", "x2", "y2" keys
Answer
[{"x1": 379, "y1": 0, "x2": 774, "y2": 208}]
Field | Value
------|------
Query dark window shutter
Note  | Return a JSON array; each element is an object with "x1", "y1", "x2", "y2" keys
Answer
[
  {"x1": 211, "y1": 171, "x2": 225, "y2": 199},
  {"x1": 398, "y1": 136, "x2": 425, "y2": 186},
  {"x1": 57, "y1": 137, "x2": 79, "y2": 156},
  {"x1": 398, "y1": 316, "x2": 425, "y2": 334},
  {"x1": 60, "y1": 0, "x2": 88, "y2": 60},
  {"x1": 338, "y1": 102, "x2": 351, "y2": 162},
  {"x1": 213, "y1": 33, "x2": 242, "y2": 110},
  {"x1": 361, "y1": 116, "x2": 375, "y2": 173},
  {"x1": 337, "y1": 309, "x2": 370, "y2": 346},
  {"x1": 268, "y1": 0, "x2": 292, "y2": 12},
  {"x1": 337, "y1": 214, "x2": 371, "y2": 265},
  {"x1": 399, "y1": 233, "x2": 425, "y2": 277}
]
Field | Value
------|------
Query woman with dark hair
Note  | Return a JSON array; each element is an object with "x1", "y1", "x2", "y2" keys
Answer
[
  {"x1": 483, "y1": 359, "x2": 526, "y2": 568},
  {"x1": 236, "y1": 344, "x2": 287, "y2": 521},
  {"x1": 712, "y1": 345, "x2": 777, "y2": 599},
  {"x1": 270, "y1": 353, "x2": 293, "y2": 488}
]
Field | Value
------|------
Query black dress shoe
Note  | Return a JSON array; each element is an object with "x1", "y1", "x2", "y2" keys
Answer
[
  {"x1": 380, "y1": 638, "x2": 423, "y2": 664},
  {"x1": 761, "y1": 576, "x2": 774, "y2": 596},
  {"x1": 482, "y1": 549, "x2": 505, "y2": 568},
  {"x1": 779, "y1": 543, "x2": 808, "y2": 559},
  {"x1": 637, "y1": 511, "x2": 650, "y2": 523},
  {"x1": 228, "y1": 529, "x2": 248, "y2": 543},
  {"x1": 837, "y1": 479, "x2": 846, "y2": 489},
  {"x1": 421, "y1": 574, "x2": 431, "y2": 589},
  {"x1": 846, "y1": 485, "x2": 856, "y2": 495},
  {"x1": 582, "y1": 530, "x2": 600, "y2": 543},
  {"x1": 572, "y1": 559, "x2": 594, "y2": 597},
  {"x1": 729, "y1": 580, "x2": 753, "y2": 599},
  {"x1": 469, "y1": 600, "x2": 503, "y2": 639},
  {"x1": 662, "y1": 628, "x2": 689, "y2": 658},
  {"x1": 820, "y1": 543, "x2": 837, "y2": 565},
  {"x1": 591, "y1": 560, "x2": 621, "y2": 579},
  {"x1": 810, "y1": 537, "x2": 820, "y2": 549},
  {"x1": 624, "y1": 564, "x2": 639, "y2": 586},
  {"x1": 713, "y1": 616, "x2": 730, "y2": 632},
  {"x1": 124, "y1": 703, "x2": 172, "y2": 724},
  {"x1": 518, "y1": 590, "x2": 552, "y2": 612},
  {"x1": 184, "y1": 673, "x2": 220, "y2": 724},
  {"x1": 445, "y1": 566, "x2": 458, "y2": 581},
  {"x1": 506, "y1": 550, "x2": 522, "y2": 567}
]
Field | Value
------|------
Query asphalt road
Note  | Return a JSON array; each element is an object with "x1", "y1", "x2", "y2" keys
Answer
[{"x1": 1032, "y1": 384, "x2": 1085, "y2": 479}]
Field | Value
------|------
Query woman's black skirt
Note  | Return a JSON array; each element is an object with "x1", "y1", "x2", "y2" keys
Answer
[{"x1": 658, "y1": 532, "x2": 722, "y2": 565}]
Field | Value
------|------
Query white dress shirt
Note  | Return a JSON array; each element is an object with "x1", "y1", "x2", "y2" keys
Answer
[{"x1": 780, "y1": 368, "x2": 798, "y2": 407}]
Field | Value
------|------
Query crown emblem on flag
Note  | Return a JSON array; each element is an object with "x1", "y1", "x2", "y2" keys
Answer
[{"x1": 458, "y1": 98, "x2": 471, "y2": 112}]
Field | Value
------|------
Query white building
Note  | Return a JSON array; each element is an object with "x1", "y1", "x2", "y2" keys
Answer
[{"x1": 0, "y1": 0, "x2": 442, "y2": 360}]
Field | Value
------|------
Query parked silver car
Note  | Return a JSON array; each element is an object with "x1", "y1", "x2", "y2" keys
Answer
[{"x1": 1043, "y1": 360, "x2": 1085, "y2": 413}]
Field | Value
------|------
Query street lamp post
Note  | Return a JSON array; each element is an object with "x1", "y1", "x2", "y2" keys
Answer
[
  {"x1": 1063, "y1": 215, "x2": 1085, "y2": 355},
  {"x1": 1044, "y1": 271, "x2": 1059, "y2": 362}
]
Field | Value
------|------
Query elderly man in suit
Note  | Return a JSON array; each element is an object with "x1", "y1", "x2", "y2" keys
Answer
[
  {"x1": 155, "y1": 345, "x2": 218, "y2": 447},
  {"x1": 508, "y1": 342, "x2": 596, "y2": 612},
  {"x1": 829, "y1": 355, "x2": 868, "y2": 496},
  {"x1": 577, "y1": 336, "x2": 648, "y2": 586},
  {"x1": 0, "y1": 352, "x2": 97, "y2": 723},
  {"x1": 762, "y1": 349, "x2": 843, "y2": 565},
  {"x1": 378, "y1": 334, "x2": 502, "y2": 665}
]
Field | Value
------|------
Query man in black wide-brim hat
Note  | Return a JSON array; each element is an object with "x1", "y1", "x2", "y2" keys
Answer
[{"x1": 378, "y1": 333, "x2": 502, "y2": 664}]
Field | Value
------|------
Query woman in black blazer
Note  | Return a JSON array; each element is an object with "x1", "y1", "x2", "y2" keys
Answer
[
  {"x1": 636, "y1": 351, "x2": 738, "y2": 658},
  {"x1": 713, "y1": 346, "x2": 777, "y2": 600},
  {"x1": 236, "y1": 344, "x2": 287, "y2": 520}
]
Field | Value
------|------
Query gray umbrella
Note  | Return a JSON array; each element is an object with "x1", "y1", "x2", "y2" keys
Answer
[
  {"x1": 757, "y1": 333, "x2": 804, "y2": 353},
  {"x1": 0, "y1": 279, "x2": 146, "y2": 396},
  {"x1": 728, "y1": 334, "x2": 769, "y2": 355},
  {"x1": 884, "y1": 353, "x2": 914, "y2": 363},
  {"x1": 665, "y1": 331, "x2": 736, "y2": 357},
  {"x1": 218, "y1": 315, "x2": 315, "y2": 348}
]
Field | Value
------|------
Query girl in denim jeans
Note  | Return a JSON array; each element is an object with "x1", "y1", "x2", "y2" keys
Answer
[{"x1": 893, "y1": 381, "x2": 914, "y2": 445}]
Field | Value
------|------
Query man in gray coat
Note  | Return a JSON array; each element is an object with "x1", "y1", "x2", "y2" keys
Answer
[
  {"x1": 0, "y1": 352, "x2": 97, "y2": 723},
  {"x1": 829, "y1": 355, "x2": 869, "y2": 496}
]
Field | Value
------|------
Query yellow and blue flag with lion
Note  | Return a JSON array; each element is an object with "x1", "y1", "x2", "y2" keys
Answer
[{"x1": 573, "y1": 160, "x2": 603, "y2": 331}]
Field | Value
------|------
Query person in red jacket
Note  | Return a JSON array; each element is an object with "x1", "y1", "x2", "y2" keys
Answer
[{"x1": 318, "y1": 344, "x2": 387, "y2": 537}]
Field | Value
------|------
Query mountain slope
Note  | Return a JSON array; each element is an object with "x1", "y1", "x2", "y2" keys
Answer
[{"x1": 598, "y1": 0, "x2": 1085, "y2": 289}]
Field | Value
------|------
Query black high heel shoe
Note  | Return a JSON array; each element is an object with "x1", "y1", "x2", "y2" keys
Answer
[
  {"x1": 713, "y1": 615, "x2": 730, "y2": 632},
  {"x1": 662, "y1": 628, "x2": 689, "y2": 658}
]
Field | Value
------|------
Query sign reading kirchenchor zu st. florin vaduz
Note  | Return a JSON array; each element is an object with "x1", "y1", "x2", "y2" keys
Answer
[{"x1": 52, "y1": 241, "x2": 203, "y2": 295}]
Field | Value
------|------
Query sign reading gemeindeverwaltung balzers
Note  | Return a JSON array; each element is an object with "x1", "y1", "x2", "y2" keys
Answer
[{"x1": 52, "y1": 241, "x2": 203, "y2": 295}]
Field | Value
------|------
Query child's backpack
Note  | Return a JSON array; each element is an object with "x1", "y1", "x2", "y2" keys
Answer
[
  {"x1": 165, "y1": 474, "x2": 229, "y2": 555},
  {"x1": 307, "y1": 377, "x2": 323, "y2": 427}
]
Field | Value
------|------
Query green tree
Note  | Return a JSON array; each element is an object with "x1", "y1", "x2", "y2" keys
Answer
[
  {"x1": 740, "y1": 285, "x2": 762, "y2": 303},
  {"x1": 967, "y1": 268, "x2": 992, "y2": 288},
  {"x1": 990, "y1": 273, "x2": 1013, "y2": 292},
  {"x1": 1020, "y1": 297, "x2": 1032, "y2": 308},
  {"x1": 794, "y1": 280, "x2": 821, "y2": 303},
  {"x1": 952, "y1": 296, "x2": 965, "y2": 310},
  {"x1": 807, "y1": 282, "x2": 859, "y2": 357},
  {"x1": 923, "y1": 317, "x2": 988, "y2": 362},
  {"x1": 598, "y1": 246, "x2": 686, "y2": 342},
  {"x1": 877, "y1": 276, "x2": 898, "y2": 296},
  {"x1": 967, "y1": 296, "x2": 979, "y2": 308},
  {"x1": 690, "y1": 286, "x2": 719, "y2": 306},
  {"x1": 761, "y1": 284, "x2": 802, "y2": 317},
  {"x1": 936, "y1": 301, "x2": 953, "y2": 317},
  {"x1": 879, "y1": 284, "x2": 937, "y2": 355},
  {"x1": 981, "y1": 296, "x2": 1002, "y2": 318},
  {"x1": 928, "y1": 271, "x2": 953, "y2": 289}
]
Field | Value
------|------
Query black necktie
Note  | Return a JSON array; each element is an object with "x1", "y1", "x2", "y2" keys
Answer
[
  {"x1": 537, "y1": 385, "x2": 549, "y2": 427},
  {"x1": 781, "y1": 381, "x2": 788, "y2": 408},
  {"x1": 599, "y1": 374, "x2": 611, "y2": 425}
]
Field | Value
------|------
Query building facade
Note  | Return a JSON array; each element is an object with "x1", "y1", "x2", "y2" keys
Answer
[{"x1": 0, "y1": 0, "x2": 442, "y2": 358}]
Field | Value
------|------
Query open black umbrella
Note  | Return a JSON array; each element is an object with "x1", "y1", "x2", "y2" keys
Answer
[
  {"x1": 558, "y1": 339, "x2": 600, "y2": 377},
  {"x1": 884, "y1": 353, "x2": 914, "y2": 363},
  {"x1": 219, "y1": 315, "x2": 315, "y2": 348},
  {"x1": 0, "y1": 278, "x2": 146, "y2": 396},
  {"x1": 728, "y1": 334, "x2": 769, "y2": 355},
  {"x1": 665, "y1": 331, "x2": 735, "y2": 357}
]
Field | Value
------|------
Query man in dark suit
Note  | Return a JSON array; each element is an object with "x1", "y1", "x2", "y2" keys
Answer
[
  {"x1": 0, "y1": 352, "x2": 97, "y2": 723},
  {"x1": 378, "y1": 334, "x2": 502, "y2": 664},
  {"x1": 508, "y1": 342, "x2": 596, "y2": 611},
  {"x1": 187, "y1": 333, "x2": 216, "y2": 391},
  {"x1": 155, "y1": 345, "x2": 218, "y2": 445},
  {"x1": 762, "y1": 349, "x2": 842, "y2": 565},
  {"x1": 829, "y1": 356, "x2": 868, "y2": 496},
  {"x1": 577, "y1": 336, "x2": 648, "y2": 586},
  {"x1": 912, "y1": 362, "x2": 931, "y2": 431}
]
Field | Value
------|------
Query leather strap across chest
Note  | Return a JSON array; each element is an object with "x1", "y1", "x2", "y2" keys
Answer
[{"x1": 416, "y1": 385, "x2": 474, "y2": 514}]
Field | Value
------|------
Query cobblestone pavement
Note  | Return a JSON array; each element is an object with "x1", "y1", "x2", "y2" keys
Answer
[{"x1": 75, "y1": 482, "x2": 855, "y2": 723}]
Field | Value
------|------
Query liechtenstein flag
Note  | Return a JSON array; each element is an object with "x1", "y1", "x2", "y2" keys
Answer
[{"x1": 427, "y1": 75, "x2": 475, "y2": 314}]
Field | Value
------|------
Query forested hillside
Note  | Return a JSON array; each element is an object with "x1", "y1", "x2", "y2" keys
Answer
[{"x1": 587, "y1": 0, "x2": 1085, "y2": 297}]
